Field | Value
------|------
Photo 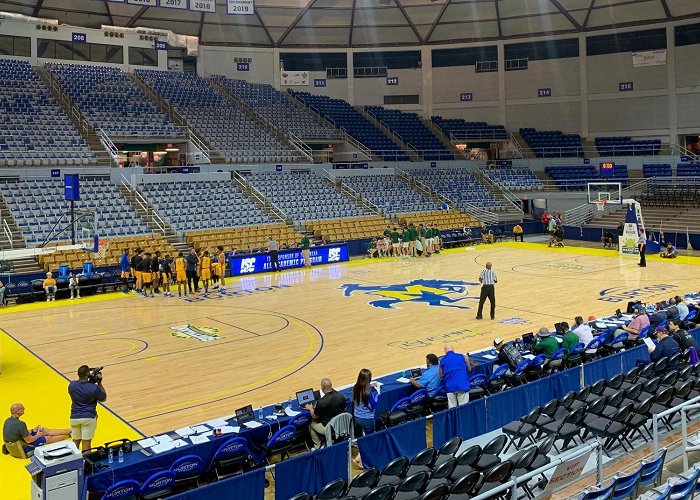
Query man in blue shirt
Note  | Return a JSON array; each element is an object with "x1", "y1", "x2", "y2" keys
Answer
[
  {"x1": 410, "y1": 354, "x2": 441, "y2": 396},
  {"x1": 660, "y1": 242, "x2": 678, "y2": 258},
  {"x1": 68, "y1": 365, "x2": 107, "y2": 451},
  {"x1": 649, "y1": 327, "x2": 680, "y2": 363},
  {"x1": 439, "y1": 344, "x2": 470, "y2": 408}
]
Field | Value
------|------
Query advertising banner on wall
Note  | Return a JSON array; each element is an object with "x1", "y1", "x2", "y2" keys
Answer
[
  {"x1": 281, "y1": 71, "x2": 310, "y2": 86},
  {"x1": 620, "y1": 203, "x2": 641, "y2": 257},
  {"x1": 632, "y1": 49, "x2": 666, "y2": 67}
]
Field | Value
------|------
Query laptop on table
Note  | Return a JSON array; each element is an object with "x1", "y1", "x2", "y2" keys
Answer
[
  {"x1": 296, "y1": 388, "x2": 317, "y2": 408},
  {"x1": 235, "y1": 404, "x2": 259, "y2": 428}
]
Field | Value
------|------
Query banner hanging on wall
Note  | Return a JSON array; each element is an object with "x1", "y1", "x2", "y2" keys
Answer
[
  {"x1": 632, "y1": 49, "x2": 666, "y2": 67},
  {"x1": 227, "y1": 0, "x2": 255, "y2": 15},
  {"x1": 281, "y1": 71, "x2": 310, "y2": 86},
  {"x1": 620, "y1": 203, "x2": 641, "y2": 257}
]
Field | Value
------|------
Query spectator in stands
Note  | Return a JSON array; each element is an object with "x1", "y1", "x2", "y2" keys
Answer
[
  {"x1": 533, "y1": 327, "x2": 558, "y2": 357},
  {"x1": 352, "y1": 369, "x2": 378, "y2": 465},
  {"x1": 638, "y1": 228, "x2": 647, "y2": 267},
  {"x1": 560, "y1": 322, "x2": 579, "y2": 354},
  {"x1": 305, "y1": 378, "x2": 346, "y2": 450},
  {"x1": 616, "y1": 307, "x2": 650, "y2": 342},
  {"x1": 666, "y1": 298, "x2": 680, "y2": 320},
  {"x1": 300, "y1": 234, "x2": 311, "y2": 267},
  {"x1": 42, "y1": 272, "x2": 56, "y2": 302},
  {"x1": 185, "y1": 248, "x2": 199, "y2": 293},
  {"x1": 660, "y1": 242, "x2": 678, "y2": 259},
  {"x1": 572, "y1": 316, "x2": 594, "y2": 347},
  {"x1": 675, "y1": 296, "x2": 690, "y2": 320},
  {"x1": 602, "y1": 230, "x2": 615, "y2": 249},
  {"x1": 649, "y1": 303, "x2": 667, "y2": 331},
  {"x1": 410, "y1": 354, "x2": 441, "y2": 396},
  {"x1": 648, "y1": 327, "x2": 680, "y2": 362},
  {"x1": 68, "y1": 273, "x2": 80, "y2": 300},
  {"x1": 668, "y1": 319, "x2": 697, "y2": 352},
  {"x1": 493, "y1": 338, "x2": 523, "y2": 372},
  {"x1": 3, "y1": 403, "x2": 71, "y2": 458},
  {"x1": 439, "y1": 343, "x2": 470, "y2": 408},
  {"x1": 512, "y1": 224, "x2": 524, "y2": 242}
]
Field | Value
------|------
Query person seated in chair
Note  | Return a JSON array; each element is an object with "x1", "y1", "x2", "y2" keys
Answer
[
  {"x1": 3, "y1": 403, "x2": 70, "y2": 458},
  {"x1": 602, "y1": 230, "x2": 615, "y2": 249},
  {"x1": 480, "y1": 224, "x2": 494, "y2": 244},
  {"x1": 668, "y1": 319, "x2": 697, "y2": 352},
  {"x1": 648, "y1": 327, "x2": 680, "y2": 362},
  {"x1": 305, "y1": 378, "x2": 347, "y2": 450},
  {"x1": 42, "y1": 272, "x2": 57, "y2": 302},
  {"x1": 366, "y1": 239, "x2": 378, "y2": 259},
  {"x1": 614, "y1": 306, "x2": 650, "y2": 343},
  {"x1": 649, "y1": 303, "x2": 668, "y2": 331},
  {"x1": 493, "y1": 338, "x2": 524, "y2": 374},
  {"x1": 512, "y1": 224, "x2": 524, "y2": 242},
  {"x1": 560, "y1": 322, "x2": 579, "y2": 356},
  {"x1": 533, "y1": 327, "x2": 558, "y2": 357},
  {"x1": 548, "y1": 226, "x2": 565, "y2": 247},
  {"x1": 409, "y1": 353, "x2": 441, "y2": 397},
  {"x1": 660, "y1": 242, "x2": 678, "y2": 259},
  {"x1": 665, "y1": 298, "x2": 680, "y2": 320}
]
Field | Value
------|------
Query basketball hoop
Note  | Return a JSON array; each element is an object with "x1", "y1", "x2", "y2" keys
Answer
[
  {"x1": 593, "y1": 199, "x2": 608, "y2": 212},
  {"x1": 93, "y1": 240, "x2": 109, "y2": 260}
]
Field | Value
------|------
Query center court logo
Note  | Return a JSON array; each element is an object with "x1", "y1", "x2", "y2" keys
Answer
[
  {"x1": 170, "y1": 324, "x2": 222, "y2": 342},
  {"x1": 340, "y1": 279, "x2": 480, "y2": 309}
]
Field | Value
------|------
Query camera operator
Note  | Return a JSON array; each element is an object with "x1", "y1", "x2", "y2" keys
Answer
[{"x1": 68, "y1": 365, "x2": 106, "y2": 451}]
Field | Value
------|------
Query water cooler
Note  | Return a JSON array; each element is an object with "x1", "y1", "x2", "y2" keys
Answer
[{"x1": 25, "y1": 441, "x2": 84, "y2": 500}]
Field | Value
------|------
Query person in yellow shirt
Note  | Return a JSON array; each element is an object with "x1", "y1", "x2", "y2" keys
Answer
[
  {"x1": 512, "y1": 224, "x2": 524, "y2": 242},
  {"x1": 215, "y1": 245, "x2": 227, "y2": 292},
  {"x1": 200, "y1": 250, "x2": 212, "y2": 295},
  {"x1": 174, "y1": 252, "x2": 187, "y2": 298},
  {"x1": 42, "y1": 272, "x2": 57, "y2": 302}
]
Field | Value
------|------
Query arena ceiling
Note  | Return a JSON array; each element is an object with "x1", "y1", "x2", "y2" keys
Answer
[{"x1": 3, "y1": 0, "x2": 700, "y2": 47}]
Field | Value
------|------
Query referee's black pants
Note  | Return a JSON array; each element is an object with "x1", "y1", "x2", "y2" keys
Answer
[
  {"x1": 270, "y1": 250, "x2": 279, "y2": 271},
  {"x1": 186, "y1": 270, "x2": 198, "y2": 293},
  {"x1": 477, "y1": 284, "x2": 496, "y2": 319}
]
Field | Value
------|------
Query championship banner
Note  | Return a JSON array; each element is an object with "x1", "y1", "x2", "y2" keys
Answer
[
  {"x1": 620, "y1": 203, "x2": 640, "y2": 257},
  {"x1": 281, "y1": 70, "x2": 310, "y2": 86},
  {"x1": 227, "y1": 0, "x2": 255, "y2": 15},
  {"x1": 632, "y1": 49, "x2": 666, "y2": 67}
]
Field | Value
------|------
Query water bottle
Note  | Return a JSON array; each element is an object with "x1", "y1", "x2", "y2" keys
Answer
[
  {"x1": 118, "y1": 447, "x2": 124, "y2": 464},
  {"x1": 258, "y1": 406, "x2": 264, "y2": 420},
  {"x1": 288, "y1": 395, "x2": 293, "y2": 409},
  {"x1": 107, "y1": 448, "x2": 113, "y2": 464}
]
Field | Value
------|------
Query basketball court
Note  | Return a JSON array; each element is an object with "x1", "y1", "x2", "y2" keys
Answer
[{"x1": 2, "y1": 241, "x2": 698, "y2": 440}]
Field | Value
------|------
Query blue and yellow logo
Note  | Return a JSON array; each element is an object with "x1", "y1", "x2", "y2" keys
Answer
[{"x1": 340, "y1": 279, "x2": 480, "y2": 309}]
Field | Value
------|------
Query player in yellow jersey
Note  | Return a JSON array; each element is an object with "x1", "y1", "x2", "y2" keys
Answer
[
  {"x1": 174, "y1": 252, "x2": 187, "y2": 298},
  {"x1": 214, "y1": 245, "x2": 227, "y2": 292},
  {"x1": 200, "y1": 250, "x2": 212, "y2": 295}
]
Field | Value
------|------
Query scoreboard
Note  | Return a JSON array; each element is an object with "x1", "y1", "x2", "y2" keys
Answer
[{"x1": 599, "y1": 162, "x2": 615, "y2": 178}]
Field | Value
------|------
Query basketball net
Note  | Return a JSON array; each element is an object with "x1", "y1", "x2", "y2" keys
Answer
[
  {"x1": 593, "y1": 199, "x2": 608, "y2": 212},
  {"x1": 94, "y1": 240, "x2": 109, "y2": 260}
]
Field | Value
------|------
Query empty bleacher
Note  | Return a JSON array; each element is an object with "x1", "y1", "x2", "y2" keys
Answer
[
  {"x1": 545, "y1": 165, "x2": 629, "y2": 191},
  {"x1": 481, "y1": 165, "x2": 543, "y2": 191},
  {"x1": 187, "y1": 224, "x2": 301, "y2": 253},
  {"x1": 214, "y1": 77, "x2": 341, "y2": 141},
  {"x1": 246, "y1": 171, "x2": 364, "y2": 223},
  {"x1": 677, "y1": 163, "x2": 700, "y2": 177},
  {"x1": 0, "y1": 59, "x2": 96, "y2": 166},
  {"x1": 137, "y1": 70, "x2": 295, "y2": 163},
  {"x1": 409, "y1": 169, "x2": 506, "y2": 211},
  {"x1": 290, "y1": 92, "x2": 409, "y2": 161},
  {"x1": 520, "y1": 128, "x2": 583, "y2": 158},
  {"x1": 595, "y1": 136, "x2": 661, "y2": 156},
  {"x1": 48, "y1": 64, "x2": 183, "y2": 138},
  {"x1": 138, "y1": 180, "x2": 271, "y2": 232},
  {"x1": 1, "y1": 178, "x2": 150, "y2": 246},
  {"x1": 398, "y1": 210, "x2": 478, "y2": 230},
  {"x1": 365, "y1": 107, "x2": 454, "y2": 160},
  {"x1": 431, "y1": 116, "x2": 508, "y2": 141},
  {"x1": 643, "y1": 164, "x2": 673, "y2": 178},
  {"x1": 340, "y1": 174, "x2": 439, "y2": 216},
  {"x1": 307, "y1": 215, "x2": 390, "y2": 242}
]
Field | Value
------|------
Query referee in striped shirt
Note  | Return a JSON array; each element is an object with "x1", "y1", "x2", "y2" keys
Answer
[{"x1": 476, "y1": 262, "x2": 497, "y2": 320}]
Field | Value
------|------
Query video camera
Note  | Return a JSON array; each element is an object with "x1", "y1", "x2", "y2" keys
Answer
[{"x1": 87, "y1": 366, "x2": 103, "y2": 384}]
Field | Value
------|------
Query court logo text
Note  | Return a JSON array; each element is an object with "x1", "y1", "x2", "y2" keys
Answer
[
  {"x1": 387, "y1": 327, "x2": 482, "y2": 349},
  {"x1": 170, "y1": 324, "x2": 222, "y2": 342},
  {"x1": 597, "y1": 284, "x2": 679, "y2": 303},
  {"x1": 340, "y1": 279, "x2": 480, "y2": 309},
  {"x1": 499, "y1": 317, "x2": 532, "y2": 325}
]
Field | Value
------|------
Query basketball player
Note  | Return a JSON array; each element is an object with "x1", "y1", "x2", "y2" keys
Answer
[
  {"x1": 161, "y1": 254, "x2": 173, "y2": 297},
  {"x1": 151, "y1": 251, "x2": 161, "y2": 294},
  {"x1": 216, "y1": 245, "x2": 227, "y2": 292},
  {"x1": 140, "y1": 252, "x2": 153, "y2": 298},
  {"x1": 200, "y1": 250, "x2": 212, "y2": 295},
  {"x1": 174, "y1": 252, "x2": 187, "y2": 298},
  {"x1": 130, "y1": 248, "x2": 144, "y2": 295},
  {"x1": 119, "y1": 250, "x2": 130, "y2": 294},
  {"x1": 210, "y1": 255, "x2": 219, "y2": 289}
]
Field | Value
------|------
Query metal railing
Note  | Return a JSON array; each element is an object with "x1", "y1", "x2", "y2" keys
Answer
[
  {"x1": 680, "y1": 403, "x2": 700, "y2": 471},
  {"x1": 476, "y1": 169, "x2": 526, "y2": 216},
  {"x1": 653, "y1": 394, "x2": 700, "y2": 458},
  {"x1": 424, "y1": 120, "x2": 468, "y2": 159},
  {"x1": 233, "y1": 173, "x2": 287, "y2": 224},
  {"x1": 2, "y1": 219, "x2": 13, "y2": 249},
  {"x1": 186, "y1": 127, "x2": 210, "y2": 164},
  {"x1": 97, "y1": 129, "x2": 119, "y2": 164},
  {"x1": 519, "y1": 144, "x2": 669, "y2": 158},
  {"x1": 288, "y1": 132, "x2": 314, "y2": 162},
  {"x1": 361, "y1": 107, "x2": 413, "y2": 158},
  {"x1": 119, "y1": 173, "x2": 166, "y2": 234},
  {"x1": 322, "y1": 169, "x2": 383, "y2": 217},
  {"x1": 448, "y1": 130, "x2": 510, "y2": 142},
  {"x1": 671, "y1": 143, "x2": 700, "y2": 163}
]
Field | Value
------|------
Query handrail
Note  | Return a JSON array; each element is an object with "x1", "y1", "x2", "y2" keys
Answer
[
  {"x1": 681, "y1": 403, "x2": 700, "y2": 471},
  {"x1": 507, "y1": 132, "x2": 526, "y2": 159},
  {"x1": 653, "y1": 393, "x2": 700, "y2": 457},
  {"x1": 476, "y1": 168, "x2": 525, "y2": 215},
  {"x1": 234, "y1": 173, "x2": 286, "y2": 223},
  {"x1": 425, "y1": 120, "x2": 467, "y2": 159},
  {"x1": 671, "y1": 143, "x2": 700, "y2": 163},
  {"x1": 287, "y1": 131, "x2": 314, "y2": 162},
  {"x1": 2, "y1": 219, "x2": 13, "y2": 249},
  {"x1": 325, "y1": 170, "x2": 383, "y2": 216},
  {"x1": 120, "y1": 173, "x2": 166, "y2": 234},
  {"x1": 97, "y1": 128, "x2": 119, "y2": 163},
  {"x1": 187, "y1": 127, "x2": 210, "y2": 164}
]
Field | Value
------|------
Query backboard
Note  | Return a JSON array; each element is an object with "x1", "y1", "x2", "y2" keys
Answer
[
  {"x1": 73, "y1": 209, "x2": 98, "y2": 252},
  {"x1": 587, "y1": 182, "x2": 622, "y2": 205}
]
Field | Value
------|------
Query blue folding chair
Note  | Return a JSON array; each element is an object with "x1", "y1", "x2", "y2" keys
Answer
[
  {"x1": 139, "y1": 470, "x2": 175, "y2": 500},
  {"x1": 383, "y1": 395, "x2": 412, "y2": 428},
  {"x1": 406, "y1": 388, "x2": 431, "y2": 418},
  {"x1": 289, "y1": 410, "x2": 312, "y2": 452},
  {"x1": 580, "y1": 479, "x2": 616, "y2": 499},
  {"x1": 507, "y1": 359, "x2": 531, "y2": 387},
  {"x1": 102, "y1": 479, "x2": 140, "y2": 500},
  {"x1": 170, "y1": 454, "x2": 204, "y2": 492},
  {"x1": 666, "y1": 468, "x2": 700, "y2": 500},
  {"x1": 211, "y1": 437, "x2": 258, "y2": 481},
  {"x1": 468, "y1": 373, "x2": 488, "y2": 400},
  {"x1": 527, "y1": 353, "x2": 548, "y2": 378},
  {"x1": 612, "y1": 465, "x2": 641, "y2": 500},
  {"x1": 262, "y1": 424, "x2": 297, "y2": 464},
  {"x1": 638, "y1": 325, "x2": 651, "y2": 340},
  {"x1": 487, "y1": 364, "x2": 509, "y2": 394},
  {"x1": 566, "y1": 343, "x2": 585, "y2": 367},
  {"x1": 639, "y1": 448, "x2": 666, "y2": 488},
  {"x1": 683, "y1": 310, "x2": 697, "y2": 322}
]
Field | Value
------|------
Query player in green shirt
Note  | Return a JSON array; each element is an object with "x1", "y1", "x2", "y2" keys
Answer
[
  {"x1": 402, "y1": 227, "x2": 411, "y2": 257},
  {"x1": 390, "y1": 228, "x2": 400, "y2": 257},
  {"x1": 408, "y1": 223, "x2": 418, "y2": 257},
  {"x1": 300, "y1": 235, "x2": 311, "y2": 267},
  {"x1": 432, "y1": 226, "x2": 441, "y2": 253},
  {"x1": 367, "y1": 239, "x2": 377, "y2": 258}
]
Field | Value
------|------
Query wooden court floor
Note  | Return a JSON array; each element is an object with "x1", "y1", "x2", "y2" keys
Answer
[{"x1": 2, "y1": 242, "x2": 699, "y2": 437}]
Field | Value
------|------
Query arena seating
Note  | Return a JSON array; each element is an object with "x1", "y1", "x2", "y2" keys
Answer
[
  {"x1": 290, "y1": 91, "x2": 409, "y2": 161},
  {"x1": 430, "y1": 116, "x2": 508, "y2": 141},
  {"x1": 1, "y1": 178, "x2": 150, "y2": 246},
  {"x1": 643, "y1": 164, "x2": 673, "y2": 178},
  {"x1": 481, "y1": 165, "x2": 543, "y2": 191},
  {"x1": 409, "y1": 169, "x2": 506, "y2": 211},
  {"x1": 398, "y1": 210, "x2": 478, "y2": 230},
  {"x1": 136, "y1": 70, "x2": 295, "y2": 163},
  {"x1": 48, "y1": 64, "x2": 183, "y2": 138},
  {"x1": 595, "y1": 137, "x2": 661, "y2": 156},
  {"x1": 187, "y1": 224, "x2": 301, "y2": 253},
  {"x1": 138, "y1": 180, "x2": 271, "y2": 232},
  {"x1": 365, "y1": 106, "x2": 454, "y2": 160},
  {"x1": 0, "y1": 59, "x2": 96, "y2": 166},
  {"x1": 245, "y1": 171, "x2": 365, "y2": 223},
  {"x1": 545, "y1": 165, "x2": 629, "y2": 190},
  {"x1": 520, "y1": 128, "x2": 583, "y2": 158},
  {"x1": 677, "y1": 163, "x2": 700, "y2": 177},
  {"x1": 307, "y1": 215, "x2": 390, "y2": 242},
  {"x1": 340, "y1": 174, "x2": 439, "y2": 216},
  {"x1": 213, "y1": 76, "x2": 341, "y2": 141}
]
